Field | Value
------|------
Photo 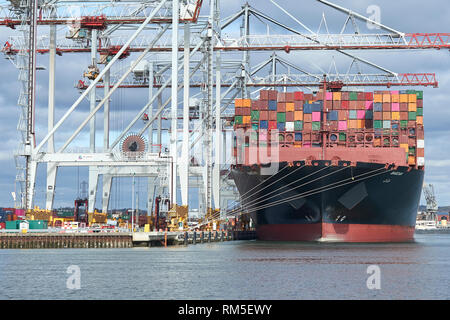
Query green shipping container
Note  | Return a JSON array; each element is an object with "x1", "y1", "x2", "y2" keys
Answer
[
  {"x1": 409, "y1": 112, "x2": 417, "y2": 120},
  {"x1": 312, "y1": 122, "x2": 321, "y2": 131},
  {"x1": 409, "y1": 147, "x2": 416, "y2": 156},
  {"x1": 349, "y1": 92, "x2": 358, "y2": 101},
  {"x1": 277, "y1": 112, "x2": 286, "y2": 122},
  {"x1": 374, "y1": 120, "x2": 383, "y2": 129},
  {"x1": 400, "y1": 120, "x2": 408, "y2": 128},
  {"x1": 5, "y1": 220, "x2": 19, "y2": 229},
  {"x1": 235, "y1": 116, "x2": 243, "y2": 124},
  {"x1": 417, "y1": 108, "x2": 423, "y2": 116},
  {"x1": 251, "y1": 123, "x2": 259, "y2": 131},
  {"x1": 339, "y1": 132, "x2": 346, "y2": 141},
  {"x1": 251, "y1": 110, "x2": 260, "y2": 121},
  {"x1": 294, "y1": 121, "x2": 303, "y2": 131},
  {"x1": 29, "y1": 220, "x2": 48, "y2": 230},
  {"x1": 416, "y1": 91, "x2": 423, "y2": 99}
]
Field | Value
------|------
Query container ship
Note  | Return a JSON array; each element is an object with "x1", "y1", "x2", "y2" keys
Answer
[{"x1": 231, "y1": 87, "x2": 425, "y2": 242}]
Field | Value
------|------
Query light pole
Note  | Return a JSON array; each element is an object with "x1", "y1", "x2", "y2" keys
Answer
[{"x1": 132, "y1": 174, "x2": 135, "y2": 232}]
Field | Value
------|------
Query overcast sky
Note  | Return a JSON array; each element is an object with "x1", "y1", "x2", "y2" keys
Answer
[{"x1": 0, "y1": 0, "x2": 448, "y2": 210}]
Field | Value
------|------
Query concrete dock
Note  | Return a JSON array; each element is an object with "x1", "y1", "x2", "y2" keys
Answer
[{"x1": 0, "y1": 230, "x2": 256, "y2": 249}]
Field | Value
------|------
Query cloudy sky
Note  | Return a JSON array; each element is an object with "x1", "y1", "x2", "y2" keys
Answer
[{"x1": 0, "y1": 0, "x2": 448, "y2": 210}]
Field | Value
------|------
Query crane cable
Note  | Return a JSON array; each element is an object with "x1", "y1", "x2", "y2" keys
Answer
[{"x1": 226, "y1": 166, "x2": 390, "y2": 217}]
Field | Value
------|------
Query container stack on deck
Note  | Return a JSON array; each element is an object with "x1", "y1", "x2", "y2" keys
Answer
[{"x1": 234, "y1": 89, "x2": 424, "y2": 167}]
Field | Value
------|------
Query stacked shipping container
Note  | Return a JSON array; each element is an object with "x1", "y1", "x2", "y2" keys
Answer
[{"x1": 234, "y1": 89, "x2": 424, "y2": 167}]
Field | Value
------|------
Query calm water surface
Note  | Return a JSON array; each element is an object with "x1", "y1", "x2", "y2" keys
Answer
[{"x1": 0, "y1": 233, "x2": 449, "y2": 300}]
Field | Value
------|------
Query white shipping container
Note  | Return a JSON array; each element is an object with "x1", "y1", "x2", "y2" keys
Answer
[
  {"x1": 285, "y1": 122, "x2": 295, "y2": 132},
  {"x1": 417, "y1": 157, "x2": 425, "y2": 166},
  {"x1": 417, "y1": 139, "x2": 425, "y2": 148}
]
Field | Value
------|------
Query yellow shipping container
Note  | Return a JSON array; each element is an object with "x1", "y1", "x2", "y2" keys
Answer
[
  {"x1": 392, "y1": 112, "x2": 400, "y2": 120},
  {"x1": 243, "y1": 116, "x2": 251, "y2": 124},
  {"x1": 391, "y1": 94, "x2": 400, "y2": 103},
  {"x1": 235, "y1": 99, "x2": 243, "y2": 107},
  {"x1": 416, "y1": 116, "x2": 423, "y2": 125},
  {"x1": 333, "y1": 92, "x2": 341, "y2": 101},
  {"x1": 286, "y1": 103, "x2": 295, "y2": 112},
  {"x1": 408, "y1": 94, "x2": 417, "y2": 103},
  {"x1": 399, "y1": 94, "x2": 408, "y2": 103},
  {"x1": 357, "y1": 119, "x2": 365, "y2": 128},
  {"x1": 400, "y1": 144, "x2": 409, "y2": 153},
  {"x1": 373, "y1": 94, "x2": 382, "y2": 103},
  {"x1": 294, "y1": 111, "x2": 303, "y2": 121},
  {"x1": 408, "y1": 103, "x2": 417, "y2": 112},
  {"x1": 382, "y1": 94, "x2": 391, "y2": 103},
  {"x1": 408, "y1": 155, "x2": 416, "y2": 165}
]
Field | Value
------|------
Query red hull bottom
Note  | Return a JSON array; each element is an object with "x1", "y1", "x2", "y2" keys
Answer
[{"x1": 257, "y1": 223, "x2": 415, "y2": 242}]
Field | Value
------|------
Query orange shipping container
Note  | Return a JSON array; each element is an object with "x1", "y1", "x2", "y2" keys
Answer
[
  {"x1": 286, "y1": 103, "x2": 295, "y2": 112},
  {"x1": 391, "y1": 94, "x2": 400, "y2": 103},
  {"x1": 408, "y1": 156, "x2": 416, "y2": 165},
  {"x1": 333, "y1": 92, "x2": 341, "y2": 101},
  {"x1": 242, "y1": 99, "x2": 251, "y2": 107},
  {"x1": 400, "y1": 94, "x2": 408, "y2": 103},
  {"x1": 348, "y1": 119, "x2": 358, "y2": 129},
  {"x1": 294, "y1": 111, "x2": 303, "y2": 121},
  {"x1": 243, "y1": 116, "x2": 251, "y2": 124},
  {"x1": 408, "y1": 94, "x2": 417, "y2": 103},
  {"x1": 235, "y1": 99, "x2": 243, "y2": 107},
  {"x1": 408, "y1": 103, "x2": 417, "y2": 112},
  {"x1": 400, "y1": 144, "x2": 409, "y2": 153},
  {"x1": 374, "y1": 94, "x2": 382, "y2": 103},
  {"x1": 416, "y1": 116, "x2": 423, "y2": 125},
  {"x1": 382, "y1": 94, "x2": 391, "y2": 103},
  {"x1": 383, "y1": 112, "x2": 391, "y2": 120},
  {"x1": 357, "y1": 119, "x2": 365, "y2": 128}
]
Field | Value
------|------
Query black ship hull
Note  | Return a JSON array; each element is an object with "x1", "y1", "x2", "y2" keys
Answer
[{"x1": 231, "y1": 161, "x2": 424, "y2": 242}]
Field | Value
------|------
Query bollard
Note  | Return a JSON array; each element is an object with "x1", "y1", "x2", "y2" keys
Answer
[
  {"x1": 201, "y1": 231, "x2": 204, "y2": 243},
  {"x1": 184, "y1": 232, "x2": 188, "y2": 246},
  {"x1": 208, "y1": 231, "x2": 211, "y2": 243},
  {"x1": 193, "y1": 231, "x2": 197, "y2": 245}
]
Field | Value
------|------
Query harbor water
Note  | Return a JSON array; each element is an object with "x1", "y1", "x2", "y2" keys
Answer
[{"x1": 0, "y1": 233, "x2": 449, "y2": 300}]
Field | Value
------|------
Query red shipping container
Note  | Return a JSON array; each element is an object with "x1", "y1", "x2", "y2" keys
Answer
[
  {"x1": 341, "y1": 92, "x2": 349, "y2": 100},
  {"x1": 286, "y1": 112, "x2": 294, "y2": 122},
  {"x1": 338, "y1": 110, "x2": 348, "y2": 120},
  {"x1": 400, "y1": 103, "x2": 408, "y2": 112},
  {"x1": 303, "y1": 114, "x2": 312, "y2": 122},
  {"x1": 235, "y1": 107, "x2": 243, "y2": 116},
  {"x1": 278, "y1": 92, "x2": 287, "y2": 102},
  {"x1": 243, "y1": 107, "x2": 251, "y2": 116},
  {"x1": 333, "y1": 100, "x2": 341, "y2": 109},
  {"x1": 374, "y1": 112, "x2": 383, "y2": 120},
  {"x1": 268, "y1": 121, "x2": 277, "y2": 130},
  {"x1": 294, "y1": 101, "x2": 303, "y2": 111},
  {"x1": 325, "y1": 100, "x2": 333, "y2": 110},
  {"x1": 357, "y1": 101, "x2": 365, "y2": 110},
  {"x1": 260, "y1": 111, "x2": 269, "y2": 120},
  {"x1": 268, "y1": 90, "x2": 278, "y2": 100},
  {"x1": 286, "y1": 92, "x2": 295, "y2": 102},
  {"x1": 277, "y1": 102, "x2": 286, "y2": 112},
  {"x1": 328, "y1": 121, "x2": 338, "y2": 131},
  {"x1": 417, "y1": 148, "x2": 425, "y2": 157},
  {"x1": 349, "y1": 101, "x2": 358, "y2": 109},
  {"x1": 400, "y1": 112, "x2": 408, "y2": 120},
  {"x1": 357, "y1": 92, "x2": 365, "y2": 101},
  {"x1": 269, "y1": 111, "x2": 277, "y2": 121},
  {"x1": 294, "y1": 91, "x2": 304, "y2": 100},
  {"x1": 382, "y1": 103, "x2": 390, "y2": 112},
  {"x1": 304, "y1": 93, "x2": 313, "y2": 101},
  {"x1": 417, "y1": 125, "x2": 424, "y2": 139},
  {"x1": 365, "y1": 92, "x2": 374, "y2": 100},
  {"x1": 341, "y1": 100, "x2": 349, "y2": 109},
  {"x1": 251, "y1": 100, "x2": 259, "y2": 110},
  {"x1": 417, "y1": 100, "x2": 423, "y2": 108},
  {"x1": 259, "y1": 100, "x2": 269, "y2": 110},
  {"x1": 303, "y1": 122, "x2": 312, "y2": 131},
  {"x1": 399, "y1": 134, "x2": 408, "y2": 144},
  {"x1": 260, "y1": 90, "x2": 269, "y2": 101},
  {"x1": 408, "y1": 121, "x2": 416, "y2": 127}
]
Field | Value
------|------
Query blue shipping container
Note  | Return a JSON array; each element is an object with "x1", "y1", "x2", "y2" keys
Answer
[
  {"x1": 295, "y1": 132, "x2": 302, "y2": 141},
  {"x1": 303, "y1": 104, "x2": 312, "y2": 114},
  {"x1": 374, "y1": 103, "x2": 382, "y2": 112},
  {"x1": 327, "y1": 111, "x2": 338, "y2": 121},
  {"x1": 259, "y1": 120, "x2": 268, "y2": 129},
  {"x1": 268, "y1": 100, "x2": 277, "y2": 111},
  {"x1": 277, "y1": 122, "x2": 285, "y2": 131}
]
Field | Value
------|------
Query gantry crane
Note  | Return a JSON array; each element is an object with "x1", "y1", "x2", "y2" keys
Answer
[{"x1": 0, "y1": 0, "x2": 447, "y2": 227}]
